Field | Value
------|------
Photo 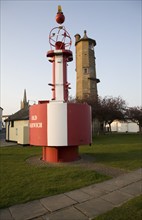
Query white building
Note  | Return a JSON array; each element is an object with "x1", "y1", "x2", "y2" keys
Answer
[
  {"x1": 5, "y1": 90, "x2": 29, "y2": 145},
  {"x1": 5, "y1": 106, "x2": 29, "y2": 145},
  {"x1": 0, "y1": 107, "x2": 3, "y2": 131},
  {"x1": 111, "y1": 120, "x2": 139, "y2": 133}
]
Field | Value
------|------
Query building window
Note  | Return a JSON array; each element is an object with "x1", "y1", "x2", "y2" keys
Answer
[
  {"x1": 83, "y1": 93, "x2": 90, "y2": 99},
  {"x1": 83, "y1": 68, "x2": 88, "y2": 74},
  {"x1": 11, "y1": 121, "x2": 14, "y2": 127},
  {"x1": 16, "y1": 128, "x2": 18, "y2": 136},
  {"x1": 89, "y1": 43, "x2": 94, "y2": 50}
]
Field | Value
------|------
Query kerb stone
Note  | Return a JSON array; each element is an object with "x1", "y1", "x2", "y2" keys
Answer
[
  {"x1": 120, "y1": 181, "x2": 142, "y2": 196},
  {"x1": 40, "y1": 194, "x2": 77, "y2": 212},
  {"x1": 10, "y1": 200, "x2": 47, "y2": 220},
  {"x1": 0, "y1": 208, "x2": 13, "y2": 220},
  {"x1": 43, "y1": 207, "x2": 88, "y2": 220},
  {"x1": 101, "y1": 190, "x2": 133, "y2": 205},
  {"x1": 64, "y1": 189, "x2": 93, "y2": 202},
  {"x1": 75, "y1": 197, "x2": 114, "y2": 218}
]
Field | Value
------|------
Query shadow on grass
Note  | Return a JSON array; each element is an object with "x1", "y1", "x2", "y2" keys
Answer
[
  {"x1": 92, "y1": 133, "x2": 142, "y2": 145},
  {"x1": 84, "y1": 149, "x2": 142, "y2": 170}
]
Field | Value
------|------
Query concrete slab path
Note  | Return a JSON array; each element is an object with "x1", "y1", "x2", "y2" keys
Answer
[{"x1": 0, "y1": 168, "x2": 141, "y2": 220}]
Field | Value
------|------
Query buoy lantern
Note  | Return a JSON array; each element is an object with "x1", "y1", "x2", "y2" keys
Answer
[{"x1": 56, "y1": 5, "x2": 65, "y2": 24}]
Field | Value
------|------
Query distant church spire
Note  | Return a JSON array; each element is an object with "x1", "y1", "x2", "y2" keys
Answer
[
  {"x1": 21, "y1": 89, "x2": 29, "y2": 109},
  {"x1": 23, "y1": 89, "x2": 27, "y2": 103}
]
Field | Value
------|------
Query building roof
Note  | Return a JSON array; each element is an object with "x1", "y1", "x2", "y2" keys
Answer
[
  {"x1": 5, "y1": 106, "x2": 29, "y2": 122},
  {"x1": 75, "y1": 30, "x2": 96, "y2": 46}
]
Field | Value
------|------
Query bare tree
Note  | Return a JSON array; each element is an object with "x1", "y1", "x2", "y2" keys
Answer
[
  {"x1": 76, "y1": 96, "x2": 127, "y2": 134},
  {"x1": 100, "y1": 96, "x2": 127, "y2": 132},
  {"x1": 126, "y1": 107, "x2": 142, "y2": 133}
]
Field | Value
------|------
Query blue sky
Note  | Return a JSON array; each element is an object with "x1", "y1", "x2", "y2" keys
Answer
[{"x1": 1, "y1": 0, "x2": 141, "y2": 115}]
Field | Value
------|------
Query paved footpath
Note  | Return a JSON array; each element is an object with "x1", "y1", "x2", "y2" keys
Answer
[{"x1": 0, "y1": 169, "x2": 141, "y2": 220}]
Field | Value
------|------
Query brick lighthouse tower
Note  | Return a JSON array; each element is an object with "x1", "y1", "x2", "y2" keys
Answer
[{"x1": 75, "y1": 31, "x2": 100, "y2": 101}]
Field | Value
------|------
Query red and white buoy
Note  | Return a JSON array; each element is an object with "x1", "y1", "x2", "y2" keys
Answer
[{"x1": 29, "y1": 6, "x2": 92, "y2": 163}]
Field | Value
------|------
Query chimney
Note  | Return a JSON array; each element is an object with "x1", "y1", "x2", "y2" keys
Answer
[{"x1": 74, "y1": 33, "x2": 81, "y2": 43}]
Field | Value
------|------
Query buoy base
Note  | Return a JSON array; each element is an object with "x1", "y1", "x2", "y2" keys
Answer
[{"x1": 42, "y1": 146, "x2": 79, "y2": 163}]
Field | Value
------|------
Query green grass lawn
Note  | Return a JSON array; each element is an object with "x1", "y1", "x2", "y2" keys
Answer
[
  {"x1": 80, "y1": 133, "x2": 142, "y2": 170},
  {"x1": 0, "y1": 133, "x2": 141, "y2": 209},
  {"x1": 0, "y1": 146, "x2": 108, "y2": 208},
  {"x1": 93, "y1": 195, "x2": 142, "y2": 220}
]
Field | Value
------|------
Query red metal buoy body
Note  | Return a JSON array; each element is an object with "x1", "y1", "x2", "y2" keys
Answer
[{"x1": 29, "y1": 6, "x2": 92, "y2": 163}]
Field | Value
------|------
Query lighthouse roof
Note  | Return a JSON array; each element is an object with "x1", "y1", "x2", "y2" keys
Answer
[{"x1": 75, "y1": 30, "x2": 96, "y2": 46}]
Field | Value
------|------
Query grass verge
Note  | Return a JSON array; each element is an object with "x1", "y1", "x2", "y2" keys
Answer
[
  {"x1": 0, "y1": 146, "x2": 108, "y2": 208},
  {"x1": 0, "y1": 134, "x2": 141, "y2": 208},
  {"x1": 80, "y1": 133, "x2": 142, "y2": 170},
  {"x1": 93, "y1": 195, "x2": 142, "y2": 220}
]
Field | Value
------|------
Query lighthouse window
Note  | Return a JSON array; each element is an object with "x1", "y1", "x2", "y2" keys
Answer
[
  {"x1": 83, "y1": 68, "x2": 88, "y2": 74},
  {"x1": 83, "y1": 93, "x2": 89, "y2": 99},
  {"x1": 89, "y1": 43, "x2": 94, "y2": 50}
]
